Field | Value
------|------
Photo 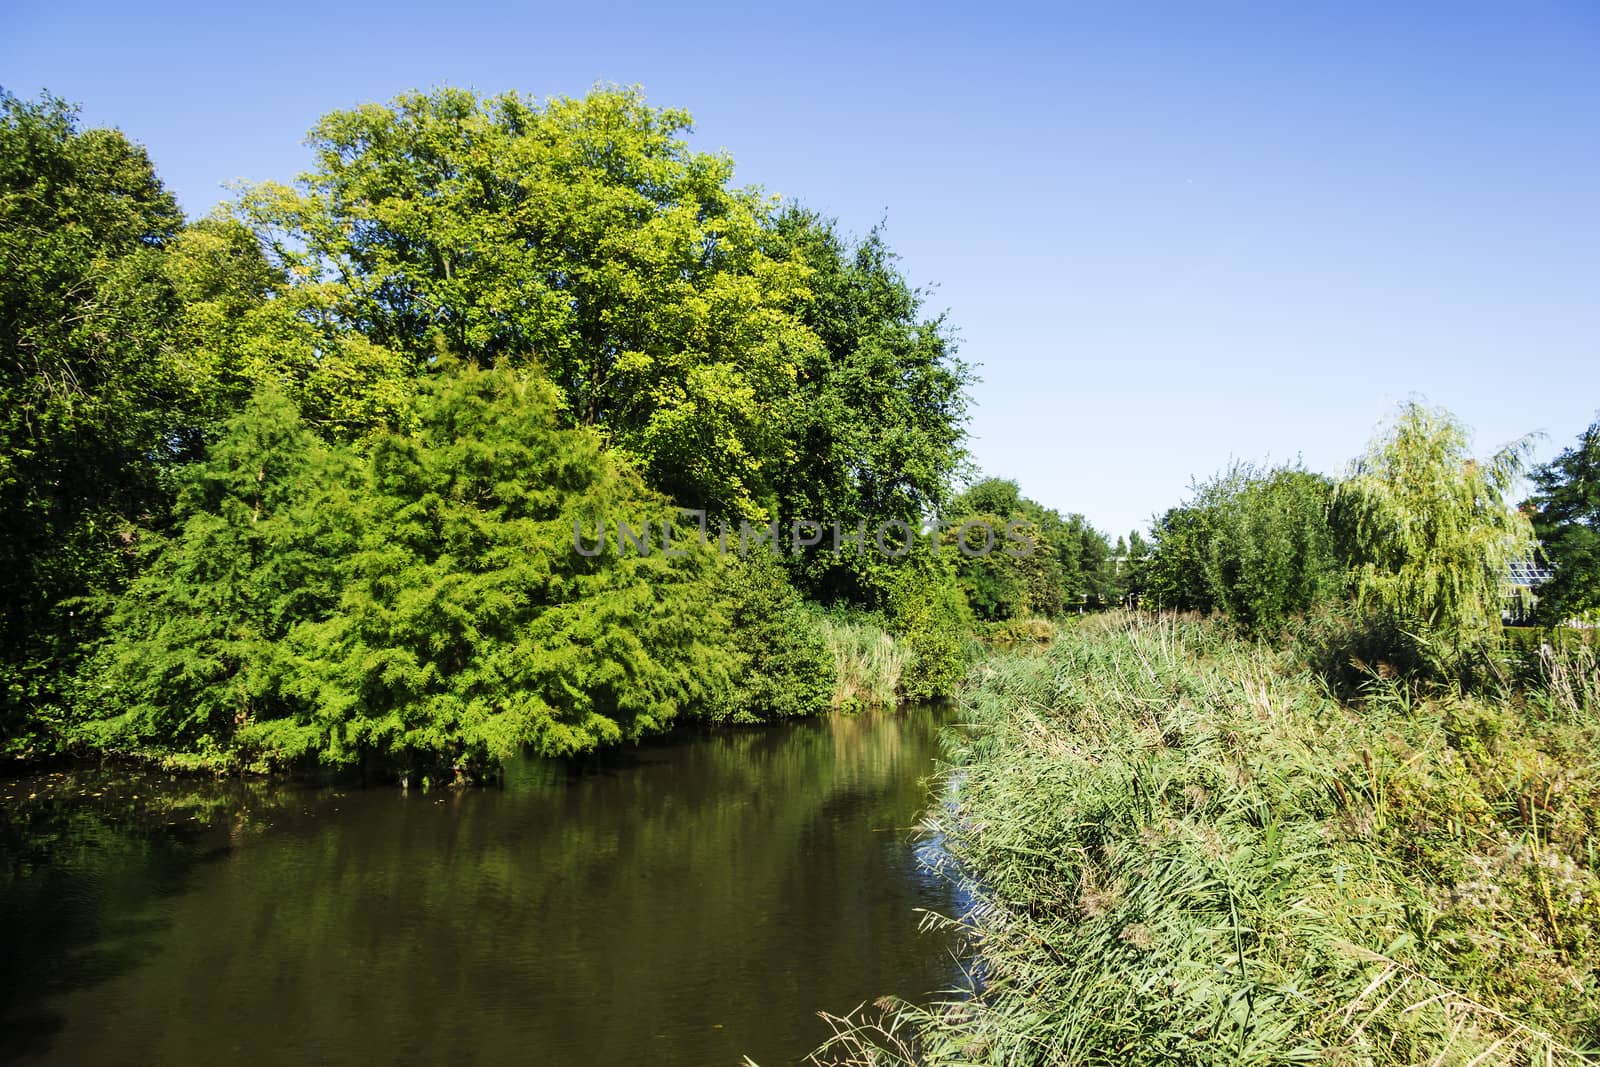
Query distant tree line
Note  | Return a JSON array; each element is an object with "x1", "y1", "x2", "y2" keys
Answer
[{"x1": 1131, "y1": 403, "x2": 1600, "y2": 681}]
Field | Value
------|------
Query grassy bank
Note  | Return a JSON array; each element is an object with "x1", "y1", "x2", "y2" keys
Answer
[{"x1": 819, "y1": 612, "x2": 1600, "y2": 1064}]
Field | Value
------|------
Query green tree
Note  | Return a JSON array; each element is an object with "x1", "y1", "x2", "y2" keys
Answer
[
  {"x1": 295, "y1": 365, "x2": 737, "y2": 768},
  {"x1": 79, "y1": 390, "x2": 360, "y2": 765},
  {"x1": 716, "y1": 554, "x2": 836, "y2": 722},
  {"x1": 943, "y1": 478, "x2": 1071, "y2": 620},
  {"x1": 239, "y1": 89, "x2": 972, "y2": 611},
  {"x1": 886, "y1": 556, "x2": 971, "y2": 701},
  {"x1": 767, "y1": 207, "x2": 971, "y2": 605},
  {"x1": 1143, "y1": 505, "x2": 1214, "y2": 613},
  {"x1": 1, "y1": 91, "x2": 186, "y2": 751},
  {"x1": 1335, "y1": 403, "x2": 1535, "y2": 668},
  {"x1": 241, "y1": 86, "x2": 822, "y2": 522},
  {"x1": 1526, "y1": 415, "x2": 1600, "y2": 624},
  {"x1": 1143, "y1": 464, "x2": 1340, "y2": 632},
  {"x1": 86, "y1": 366, "x2": 745, "y2": 771},
  {"x1": 159, "y1": 216, "x2": 414, "y2": 441}
]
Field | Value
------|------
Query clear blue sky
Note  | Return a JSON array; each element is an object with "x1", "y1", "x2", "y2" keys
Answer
[{"x1": 6, "y1": 1, "x2": 1597, "y2": 537}]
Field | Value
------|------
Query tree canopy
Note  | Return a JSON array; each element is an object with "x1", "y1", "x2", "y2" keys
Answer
[
  {"x1": 240, "y1": 87, "x2": 969, "y2": 533},
  {"x1": 1526, "y1": 415, "x2": 1600, "y2": 624},
  {"x1": 1142, "y1": 463, "x2": 1340, "y2": 633},
  {"x1": 3, "y1": 85, "x2": 975, "y2": 768},
  {"x1": 1336, "y1": 403, "x2": 1535, "y2": 668}
]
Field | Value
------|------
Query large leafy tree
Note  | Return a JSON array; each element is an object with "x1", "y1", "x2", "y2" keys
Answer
[
  {"x1": 1335, "y1": 403, "x2": 1535, "y2": 667},
  {"x1": 1142, "y1": 505, "x2": 1214, "y2": 613},
  {"x1": 241, "y1": 93, "x2": 971, "y2": 579},
  {"x1": 241, "y1": 86, "x2": 822, "y2": 522},
  {"x1": 1526, "y1": 415, "x2": 1600, "y2": 624},
  {"x1": 160, "y1": 216, "x2": 414, "y2": 441},
  {"x1": 1, "y1": 91, "x2": 185, "y2": 748},
  {"x1": 763, "y1": 209, "x2": 971, "y2": 605}
]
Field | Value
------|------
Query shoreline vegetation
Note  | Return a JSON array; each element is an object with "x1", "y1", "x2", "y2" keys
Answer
[
  {"x1": 6, "y1": 78, "x2": 1600, "y2": 1066},
  {"x1": 809, "y1": 612, "x2": 1600, "y2": 1066},
  {"x1": 1, "y1": 85, "x2": 1144, "y2": 778}
]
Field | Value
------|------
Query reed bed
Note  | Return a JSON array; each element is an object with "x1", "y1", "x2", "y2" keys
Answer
[
  {"x1": 816, "y1": 614, "x2": 911, "y2": 712},
  {"x1": 812, "y1": 611, "x2": 1600, "y2": 1065}
]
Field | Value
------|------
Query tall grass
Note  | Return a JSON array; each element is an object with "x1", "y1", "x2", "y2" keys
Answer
[
  {"x1": 813, "y1": 611, "x2": 1600, "y2": 1065},
  {"x1": 815, "y1": 613, "x2": 910, "y2": 711}
]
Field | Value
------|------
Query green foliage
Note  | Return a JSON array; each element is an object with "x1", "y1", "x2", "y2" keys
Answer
[
  {"x1": 943, "y1": 511, "x2": 1039, "y2": 621},
  {"x1": 298, "y1": 365, "x2": 736, "y2": 767},
  {"x1": 1526, "y1": 415, "x2": 1600, "y2": 624},
  {"x1": 12, "y1": 84, "x2": 980, "y2": 769},
  {"x1": 941, "y1": 477, "x2": 1117, "y2": 620},
  {"x1": 767, "y1": 209, "x2": 971, "y2": 604},
  {"x1": 78, "y1": 390, "x2": 359, "y2": 763},
  {"x1": 885, "y1": 557, "x2": 972, "y2": 701},
  {"x1": 85, "y1": 367, "x2": 740, "y2": 770},
  {"x1": 1, "y1": 91, "x2": 187, "y2": 751},
  {"x1": 979, "y1": 616, "x2": 1058, "y2": 645},
  {"x1": 716, "y1": 554, "x2": 836, "y2": 723},
  {"x1": 0, "y1": 93, "x2": 417, "y2": 756},
  {"x1": 1143, "y1": 463, "x2": 1341, "y2": 633},
  {"x1": 242, "y1": 87, "x2": 812, "y2": 523},
  {"x1": 821, "y1": 614, "x2": 1600, "y2": 1064},
  {"x1": 1337, "y1": 403, "x2": 1536, "y2": 670},
  {"x1": 159, "y1": 216, "x2": 415, "y2": 441}
]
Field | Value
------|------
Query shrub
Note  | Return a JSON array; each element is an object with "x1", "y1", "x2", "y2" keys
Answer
[{"x1": 716, "y1": 554, "x2": 836, "y2": 722}]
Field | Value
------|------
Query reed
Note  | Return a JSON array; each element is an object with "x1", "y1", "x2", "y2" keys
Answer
[
  {"x1": 812, "y1": 611, "x2": 1600, "y2": 1065},
  {"x1": 815, "y1": 613, "x2": 911, "y2": 712}
]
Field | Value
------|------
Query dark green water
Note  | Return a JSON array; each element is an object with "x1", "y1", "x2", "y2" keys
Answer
[{"x1": 0, "y1": 708, "x2": 960, "y2": 1066}]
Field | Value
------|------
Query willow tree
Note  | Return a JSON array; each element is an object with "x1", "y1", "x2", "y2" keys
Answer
[{"x1": 1335, "y1": 403, "x2": 1535, "y2": 670}]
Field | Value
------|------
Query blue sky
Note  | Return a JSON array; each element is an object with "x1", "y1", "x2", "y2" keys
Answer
[{"x1": 5, "y1": 1, "x2": 1597, "y2": 537}]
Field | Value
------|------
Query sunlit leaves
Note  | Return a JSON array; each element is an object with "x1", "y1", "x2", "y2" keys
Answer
[
  {"x1": 1336, "y1": 402, "x2": 1535, "y2": 666},
  {"x1": 1526, "y1": 416, "x2": 1600, "y2": 624}
]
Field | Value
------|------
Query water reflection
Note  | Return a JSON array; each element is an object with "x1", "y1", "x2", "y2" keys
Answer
[{"x1": 0, "y1": 707, "x2": 958, "y2": 1066}]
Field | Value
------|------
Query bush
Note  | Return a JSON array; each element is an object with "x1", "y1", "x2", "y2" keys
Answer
[
  {"x1": 81, "y1": 368, "x2": 741, "y2": 773},
  {"x1": 716, "y1": 554, "x2": 836, "y2": 723},
  {"x1": 886, "y1": 559, "x2": 972, "y2": 701},
  {"x1": 1143, "y1": 463, "x2": 1341, "y2": 633}
]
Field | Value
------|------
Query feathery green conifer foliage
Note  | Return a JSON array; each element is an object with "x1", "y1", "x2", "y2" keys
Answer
[
  {"x1": 86, "y1": 367, "x2": 744, "y2": 771},
  {"x1": 302, "y1": 365, "x2": 739, "y2": 767},
  {"x1": 79, "y1": 389, "x2": 358, "y2": 766}
]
